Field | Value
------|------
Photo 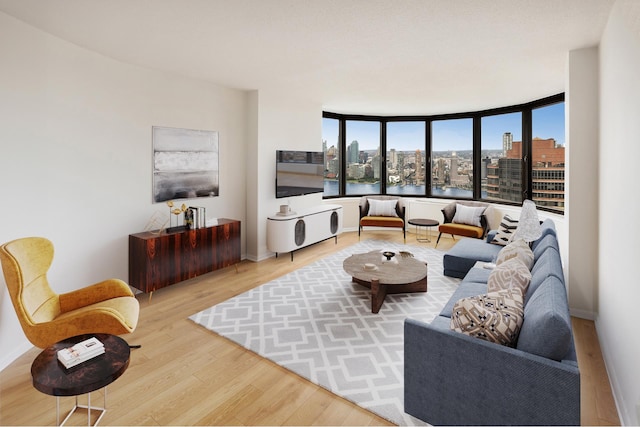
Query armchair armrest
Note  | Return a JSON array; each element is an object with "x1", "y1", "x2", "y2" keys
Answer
[
  {"x1": 59, "y1": 278, "x2": 135, "y2": 313},
  {"x1": 404, "y1": 318, "x2": 580, "y2": 426}
]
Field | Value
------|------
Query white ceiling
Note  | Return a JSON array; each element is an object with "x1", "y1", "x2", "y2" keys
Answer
[{"x1": 0, "y1": 0, "x2": 615, "y2": 115}]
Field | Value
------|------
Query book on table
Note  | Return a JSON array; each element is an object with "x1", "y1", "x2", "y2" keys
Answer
[{"x1": 57, "y1": 336, "x2": 105, "y2": 369}]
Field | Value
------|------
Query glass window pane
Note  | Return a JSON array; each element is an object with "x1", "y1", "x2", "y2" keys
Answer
[
  {"x1": 481, "y1": 112, "x2": 523, "y2": 204},
  {"x1": 431, "y1": 118, "x2": 473, "y2": 198},
  {"x1": 322, "y1": 118, "x2": 340, "y2": 197},
  {"x1": 345, "y1": 120, "x2": 381, "y2": 195},
  {"x1": 386, "y1": 122, "x2": 426, "y2": 196},
  {"x1": 532, "y1": 102, "x2": 565, "y2": 211}
]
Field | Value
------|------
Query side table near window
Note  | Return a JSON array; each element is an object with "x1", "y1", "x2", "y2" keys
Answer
[
  {"x1": 408, "y1": 218, "x2": 440, "y2": 243},
  {"x1": 31, "y1": 334, "x2": 130, "y2": 426}
]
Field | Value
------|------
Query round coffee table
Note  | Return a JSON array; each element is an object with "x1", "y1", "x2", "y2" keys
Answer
[
  {"x1": 408, "y1": 218, "x2": 440, "y2": 243},
  {"x1": 343, "y1": 250, "x2": 428, "y2": 313},
  {"x1": 31, "y1": 333, "x2": 130, "y2": 426}
]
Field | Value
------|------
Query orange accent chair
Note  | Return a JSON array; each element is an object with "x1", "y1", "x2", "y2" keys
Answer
[
  {"x1": 435, "y1": 201, "x2": 490, "y2": 247},
  {"x1": 0, "y1": 237, "x2": 140, "y2": 348},
  {"x1": 358, "y1": 196, "x2": 406, "y2": 242}
]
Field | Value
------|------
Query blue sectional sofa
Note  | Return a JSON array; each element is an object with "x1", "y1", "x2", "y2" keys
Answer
[{"x1": 404, "y1": 220, "x2": 580, "y2": 426}]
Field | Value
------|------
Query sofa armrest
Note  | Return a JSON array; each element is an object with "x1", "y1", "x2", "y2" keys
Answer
[{"x1": 404, "y1": 318, "x2": 580, "y2": 426}]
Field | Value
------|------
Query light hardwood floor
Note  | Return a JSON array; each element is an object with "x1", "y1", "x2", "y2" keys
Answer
[{"x1": 0, "y1": 231, "x2": 621, "y2": 426}]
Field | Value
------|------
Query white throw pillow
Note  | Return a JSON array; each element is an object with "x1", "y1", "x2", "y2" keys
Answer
[
  {"x1": 367, "y1": 199, "x2": 399, "y2": 217},
  {"x1": 452, "y1": 204, "x2": 485, "y2": 227},
  {"x1": 496, "y1": 238, "x2": 535, "y2": 270}
]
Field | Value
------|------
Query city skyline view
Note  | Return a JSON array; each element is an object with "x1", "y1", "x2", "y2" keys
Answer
[{"x1": 322, "y1": 102, "x2": 565, "y2": 152}]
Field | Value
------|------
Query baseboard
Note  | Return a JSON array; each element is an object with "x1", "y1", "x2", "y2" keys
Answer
[
  {"x1": 0, "y1": 340, "x2": 32, "y2": 373},
  {"x1": 569, "y1": 307, "x2": 595, "y2": 320}
]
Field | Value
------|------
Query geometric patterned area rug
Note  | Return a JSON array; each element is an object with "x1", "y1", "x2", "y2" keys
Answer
[{"x1": 189, "y1": 239, "x2": 460, "y2": 425}]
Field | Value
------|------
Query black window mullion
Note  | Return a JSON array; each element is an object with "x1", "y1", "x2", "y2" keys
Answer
[
  {"x1": 380, "y1": 121, "x2": 386, "y2": 194},
  {"x1": 472, "y1": 116, "x2": 482, "y2": 199},
  {"x1": 522, "y1": 108, "x2": 532, "y2": 200}
]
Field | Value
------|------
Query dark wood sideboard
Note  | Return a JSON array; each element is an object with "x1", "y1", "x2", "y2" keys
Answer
[{"x1": 129, "y1": 218, "x2": 241, "y2": 294}]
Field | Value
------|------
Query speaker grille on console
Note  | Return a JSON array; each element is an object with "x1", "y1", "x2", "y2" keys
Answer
[
  {"x1": 330, "y1": 211, "x2": 339, "y2": 234},
  {"x1": 294, "y1": 219, "x2": 306, "y2": 246}
]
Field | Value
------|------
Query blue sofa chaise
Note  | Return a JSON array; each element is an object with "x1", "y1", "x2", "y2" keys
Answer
[{"x1": 404, "y1": 220, "x2": 580, "y2": 426}]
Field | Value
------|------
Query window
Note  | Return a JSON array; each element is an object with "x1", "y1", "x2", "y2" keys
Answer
[
  {"x1": 386, "y1": 122, "x2": 426, "y2": 195},
  {"x1": 481, "y1": 112, "x2": 523, "y2": 204},
  {"x1": 322, "y1": 117, "x2": 340, "y2": 197},
  {"x1": 322, "y1": 94, "x2": 565, "y2": 214},
  {"x1": 532, "y1": 102, "x2": 565, "y2": 211},
  {"x1": 345, "y1": 120, "x2": 381, "y2": 195},
  {"x1": 431, "y1": 118, "x2": 473, "y2": 199}
]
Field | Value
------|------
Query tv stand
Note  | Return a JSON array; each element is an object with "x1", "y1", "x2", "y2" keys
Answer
[{"x1": 267, "y1": 204, "x2": 343, "y2": 260}]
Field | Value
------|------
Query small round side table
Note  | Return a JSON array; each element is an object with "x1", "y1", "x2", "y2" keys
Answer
[
  {"x1": 31, "y1": 333, "x2": 130, "y2": 426},
  {"x1": 408, "y1": 218, "x2": 440, "y2": 243}
]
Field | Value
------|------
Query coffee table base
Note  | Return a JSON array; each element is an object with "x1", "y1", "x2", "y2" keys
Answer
[{"x1": 352, "y1": 276, "x2": 427, "y2": 313}]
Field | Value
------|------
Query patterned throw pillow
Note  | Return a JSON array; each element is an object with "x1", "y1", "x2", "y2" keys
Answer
[
  {"x1": 451, "y1": 289, "x2": 525, "y2": 347},
  {"x1": 367, "y1": 199, "x2": 398, "y2": 217},
  {"x1": 452, "y1": 204, "x2": 485, "y2": 227},
  {"x1": 496, "y1": 238, "x2": 534, "y2": 270},
  {"x1": 487, "y1": 257, "x2": 532, "y2": 295},
  {"x1": 491, "y1": 214, "x2": 518, "y2": 246}
]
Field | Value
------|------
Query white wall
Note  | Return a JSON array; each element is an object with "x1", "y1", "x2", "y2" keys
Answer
[
  {"x1": 246, "y1": 89, "x2": 323, "y2": 261},
  {"x1": 599, "y1": 1, "x2": 640, "y2": 424},
  {"x1": 0, "y1": 12, "x2": 248, "y2": 371},
  {"x1": 566, "y1": 47, "x2": 600, "y2": 320}
]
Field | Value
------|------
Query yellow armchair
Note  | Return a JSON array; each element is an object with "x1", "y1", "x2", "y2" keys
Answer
[{"x1": 0, "y1": 237, "x2": 139, "y2": 348}]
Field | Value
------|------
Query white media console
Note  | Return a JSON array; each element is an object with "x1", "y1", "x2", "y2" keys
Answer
[{"x1": 267, "y1": 204, "x2": 343, "y2": 260}]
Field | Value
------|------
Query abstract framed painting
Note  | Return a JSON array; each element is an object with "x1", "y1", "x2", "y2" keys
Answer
[{"x1": 152, "y1": 126, "x2": 219, "y2": 203}]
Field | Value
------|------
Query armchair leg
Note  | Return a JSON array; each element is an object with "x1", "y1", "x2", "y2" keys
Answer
[{"x1": 435, "y1": 232, "x2": 442, "y2": 248}]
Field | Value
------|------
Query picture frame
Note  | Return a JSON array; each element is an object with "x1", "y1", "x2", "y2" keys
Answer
[{"x1": 152, "y1": 126, "x2": 219, "y2": 203}]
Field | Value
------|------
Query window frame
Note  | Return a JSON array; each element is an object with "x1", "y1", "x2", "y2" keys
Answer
[{"x1": 322, "y1": 93, "x2": 565, "y2": 214}]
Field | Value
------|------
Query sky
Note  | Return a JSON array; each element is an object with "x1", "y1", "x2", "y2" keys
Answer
[{"x1": 322, "y1": 102, "x2": 565, "y2": 152}]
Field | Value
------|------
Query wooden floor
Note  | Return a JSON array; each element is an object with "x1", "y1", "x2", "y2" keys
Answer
[{"x1": 0, "y1": 231, "x2": 620, "y2": 426}]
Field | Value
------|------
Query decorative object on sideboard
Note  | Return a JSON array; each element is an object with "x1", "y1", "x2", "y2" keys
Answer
[
  {"x1": 166, "y1": 201, "x2": 188, "y2": 233},
  {"x1": 186, "y1": 206, "x2": 207, "y2": 229},
  {"x1": 144, "y1": 211, "x2": 169, "y2": 234}
]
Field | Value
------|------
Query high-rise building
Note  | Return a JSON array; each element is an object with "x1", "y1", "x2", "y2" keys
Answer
[
  {"x1": 415, "y1": 149, "x2": 423, "y2": 183},
  {"x1": 486, "y1": 137, "x2": 565, "y2": 210},
  {"x1": 347, "y1": 140, "x2": 359, "y2": 164},
  {"x1": 503, "y1": 132, "x2": 513, "y2": 156},
  {"x1": 389, "y1": 148, "x2": 397, "y2": 169}
]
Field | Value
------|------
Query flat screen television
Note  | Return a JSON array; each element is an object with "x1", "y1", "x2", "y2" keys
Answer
[{"x1": 276, "y1": 150, "x2": 324, "y2": 198}]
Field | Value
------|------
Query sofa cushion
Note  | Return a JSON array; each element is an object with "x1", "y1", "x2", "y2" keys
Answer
[
  {"x1": 453, "y1": 204, "x2": 485, "y2": 227},
  {"x1": 531, "y1": 219, "x2": 557, "y2": 251},
  {"x1": 532, "y1": 234, "x2": 560, "y2": 262},
  {"x1": 440, "y1": 282, "x2": 488, "y2": 318},
  {"x1": 487, "y1": 258, "x2": 531, "y2": 295},
  {"x1": 462, "y1": 266, "x2": 492, "y2": 283},
  {"x1": 528, "y1": 247, "x2": 564, "y2": 304},
  {"x1": 491, "y1": 214, "x2": 518, "y2": 246},
  {"x1": 443, "y1": 239, "x2": 502, "y2": 278},
  {"x1": 451, "y1": 288, "x2": 524, "y2": 347},
  {"x1": 496, "y1": 238, "x2": 534, "y2": 270},
  {"x1": 516, "y1": 276, "x2": 572, "y2": 361},
  {"x1": 367, "y1": 198, "x2": 399, "y2": 217}
]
